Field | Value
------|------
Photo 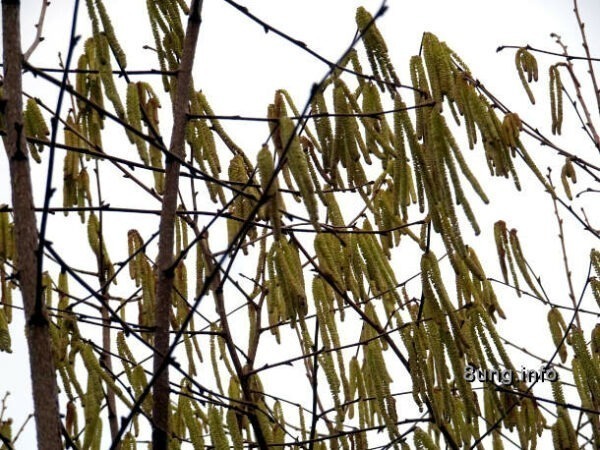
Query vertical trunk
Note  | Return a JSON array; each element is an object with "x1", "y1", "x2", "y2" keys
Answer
[
  {"x1": 101, "y1": 303, "x2": 119, "y2": 446},
  {"x1": 152, "y1": 1, "x2": 203, "y2": 448},
  {"x1": 1, "y1": 1, "x2": 62, "y2": 449},
  {"x1": 197, "y1": 236, "x2": 269, "y2": 449},
  {"x1": 96, "y1": 192, "x2": 119, "y2": 447},
  {"x1": 99, "y1": 261, "x2": 119, "y2": 448}
]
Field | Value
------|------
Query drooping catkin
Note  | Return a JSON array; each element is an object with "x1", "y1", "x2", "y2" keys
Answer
[
  {"x1": 279, "y1": 117, "x2": 320, "y2": 229},
  {"x1": 515, "y1": 47, "x2": 538, "y2": 104},
  {"x1": 126, "y1": 82, "x2": 150, "y2": 164},
  {"x1": 91, "y1": 0, "x2": 127, "y2": 68},
  {"x1": 560, "y1": 157, "x2": 576, "y2": 200},
  {"x1": 548, "y1": 307, "x2": 568, "y2": 362},
  {"x1": 23, "y1": 97, "x2": 49, "y2": 162},
  {"x1": 549, "y1": 64, "x2": 563, "y2": 135},
  {"x1": 355, "y1": 7, "x2": 400, "y2": 94},
  {"x1": 208, "y1": 405, "x2": 229, "y2": 450},
  {"x1": 0, "y1": 308, "x2": 11, "y2": 353},
  {"x1": 0, "y1": 209, "x2": 14, "y2": 261},
  {"x1": 257, "y1": 145, "x2": 282, "y2": 240}
]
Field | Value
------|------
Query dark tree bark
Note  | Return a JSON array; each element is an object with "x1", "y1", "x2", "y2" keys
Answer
[
  {"x1": 152, "y1": 1, "x2": 204, "y2": 448},
  {"x1": 1, "y1": 1, "x2": 62, "y2": 448}
]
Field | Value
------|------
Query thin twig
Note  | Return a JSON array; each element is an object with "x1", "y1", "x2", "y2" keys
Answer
[
  {"x1": 496, "y1": 44, "x2": 600, "y2": 62},
  {"x1": 23, "y1": 0, "x2": 50, "y2": 60},
  {"x1": 547, "y1": 170, "x2": 581, "y2": 328},
  {"x1": 552, "y1": 33, "x2": 600, "y2": 147},
  {"x1": 573, "y1": 0, "x2": 600, "y2": 118}
]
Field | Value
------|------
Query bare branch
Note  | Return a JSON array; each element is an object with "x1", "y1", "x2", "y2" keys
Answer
[{"x1": 23, "y1": 0, "x2": 50, "y2": 60}]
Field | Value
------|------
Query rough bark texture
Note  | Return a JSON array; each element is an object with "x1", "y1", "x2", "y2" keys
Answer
[
  {"x1": 1, "y1": 1, "x2": 62, "y2": 448},
  {"x1": 152, "y1": 1, "x2": 203, "y2": 448},
  {"x1": 101, "y1": 294, "x2": 119, "y2": 448}
]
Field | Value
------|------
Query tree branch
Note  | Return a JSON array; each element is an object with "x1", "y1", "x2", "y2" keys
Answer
[
  {"x1": 23, "y1": 0, "x2": 50, "y2": 60},
  {"x1": 152, "y1": 1, "x2": 204, "y2": 448}
]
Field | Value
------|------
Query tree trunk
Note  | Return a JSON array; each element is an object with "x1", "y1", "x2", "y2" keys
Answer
[
  {"x1": 1, "y1": 1, "x2": 62, "y2": 448},
  {"x1": 152, "y1": 1, "x2": 203, "y2": 448}
]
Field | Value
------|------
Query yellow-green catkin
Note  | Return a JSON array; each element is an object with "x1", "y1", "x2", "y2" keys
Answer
[
  {"x1": 515, "y1": 47, "x2": 538, "y2": 104},
  {"x1": 23, "y1": 97, "x2": 50, "y2": 162}
]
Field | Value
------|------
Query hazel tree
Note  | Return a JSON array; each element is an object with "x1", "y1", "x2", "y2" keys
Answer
[{"x1": 1, "y1": 0, "x2": 599, "y2": 449}]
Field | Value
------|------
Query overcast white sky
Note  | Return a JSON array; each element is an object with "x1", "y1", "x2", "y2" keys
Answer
[{"x1": 3, "y1": 0, "x2": 600, "y2": 448}]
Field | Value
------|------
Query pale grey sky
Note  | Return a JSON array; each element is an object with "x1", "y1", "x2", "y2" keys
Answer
[{"x1": 3, "y1": 0, "x2": 599, "y2": 448}]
